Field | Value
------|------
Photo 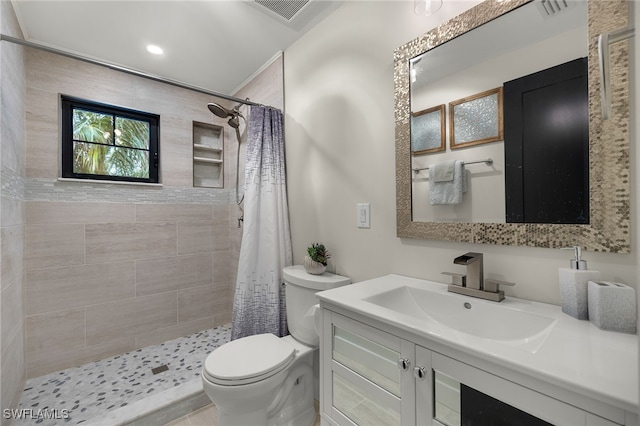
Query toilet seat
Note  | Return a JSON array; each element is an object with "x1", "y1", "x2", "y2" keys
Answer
[{"x1": 203, "y1": 333, "x2": 296, "y2": 386}]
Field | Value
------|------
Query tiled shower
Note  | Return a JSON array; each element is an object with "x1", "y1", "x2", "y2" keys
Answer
[
  {"x1": 0, "y1": 0, "x2": 284, "y2": 419},
  {"x1": 21, "y1": 47, "x2": 242, "y2": 379},
  {"x1": 24, "y1": 200, "x2": 237, "y2": 378}
]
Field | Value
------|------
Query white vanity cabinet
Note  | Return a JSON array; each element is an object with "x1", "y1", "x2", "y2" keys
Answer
[
  {"x1": 320, "y1": 308, "x2": 634, "y2": 426},
  {"x1": 321, "y1": 311, "x2": 417, "y2": 425}
]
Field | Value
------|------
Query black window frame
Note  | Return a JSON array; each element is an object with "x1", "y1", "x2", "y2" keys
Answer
[{"x1": 61, "y1": 95, "x2": 160, "y2": 184}]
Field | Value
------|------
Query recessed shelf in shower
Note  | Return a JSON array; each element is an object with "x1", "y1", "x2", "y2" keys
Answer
[{"x1": 193, "y1": 121, "x2": 224, "y2": 188}]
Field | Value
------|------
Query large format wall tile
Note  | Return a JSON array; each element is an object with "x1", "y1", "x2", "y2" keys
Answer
[
  {"x1": 24, "y1": 87, "x2": 61, "y2": 179},
  {"x1": 212, "y1": 250, "x2": 233, "y2": 284},
  {"x1": 177, "y1": 284, "x2": 216, "y2": 323},
  {"x1": 26, "y1": 201, "x2": 136, "y2": 225},
  {"x1": 26, "y1": 337, "x2": 136, "y2": 379},
  {"x1": 135, "y1": 254, "x2": 213, "y2": 296},
  {"x1": 1, "y1": 225, "x2": 23, "y2": 289},
  {"x1": 26, "y1": 261, "x2": 135, "y2": 315},
  {"x1": 1, "y1": 329, "x2": 25, "y2": 415},
  {"x1": 177, "y1": 221, "x2": 214, "y2": 255},
  {"x1": 213, "y1": 283, "x2": 233, "y2": 326},
  {"x1": 135, "y1": 203, "x2": 212, "y2": 222},
  {"x1": 135, "y1": 316, "x2": 214, "y2": 349},
  {"x1": 26, "y1": 309, "x2": 85, "y2": 359},
  {"x1": 85, "y1": 222, "x2": 177, "y2": 263},
  {"x1": 85, "y1": 292, "x2": 177, "y2": 346},
  {"x1": 1, "y1": 279, "x2": 23, "y2": 353},
  {"x1": 25, "y1": 224, "x2": 84, "y2": 270},
  {"x1": 1, "y1": 196, "x2": 24, "y2": 227}
]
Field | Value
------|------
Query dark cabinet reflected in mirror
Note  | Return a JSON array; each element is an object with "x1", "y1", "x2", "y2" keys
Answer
[{"x1": 504, "y1": 57, "x2": 589, "y2": 224}]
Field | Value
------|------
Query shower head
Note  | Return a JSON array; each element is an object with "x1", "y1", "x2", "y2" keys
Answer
[
  {"x1": 208, "y1": 103, "x2": 232, "y2": 118},
  {"x1": 208, "y1": 102, "x2": 244, "y2": 120},
  {"x1": 228, "y1": 115, "x2": 240, "y2": 129}
]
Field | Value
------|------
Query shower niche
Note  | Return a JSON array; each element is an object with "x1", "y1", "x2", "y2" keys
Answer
[{"x1": 193, "y1": 121, "x2": 224, "y2": 188}]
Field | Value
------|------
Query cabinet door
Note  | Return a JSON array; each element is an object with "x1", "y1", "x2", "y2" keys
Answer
[
  {"x1": 321, "y1": 311, "x2": 416, "y2": 426},
  {"x1": 428, "y1": 352, "x2": 589, "y2": 426},
  {"x1": 414, "y1": 346, "x2": 436, "y2": 425}
]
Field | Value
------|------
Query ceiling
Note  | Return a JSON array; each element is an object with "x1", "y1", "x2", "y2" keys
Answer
[{"x1": 10, "y1": 0, "x2": 342, "y2": 95}]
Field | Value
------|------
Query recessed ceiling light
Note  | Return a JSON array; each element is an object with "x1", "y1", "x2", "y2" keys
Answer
[{"x1": 146, "y1": 45, "x2": 164, "y2": 55}]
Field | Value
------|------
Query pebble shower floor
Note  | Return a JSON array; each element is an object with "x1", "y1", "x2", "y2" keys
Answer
[{"x1": 14, "y1": 324, "x2": 231, "y2": 425}]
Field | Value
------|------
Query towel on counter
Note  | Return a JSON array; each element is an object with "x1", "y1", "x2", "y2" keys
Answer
[{"x1": 429, "y1": 160, "x2": 466, "y2": 205}]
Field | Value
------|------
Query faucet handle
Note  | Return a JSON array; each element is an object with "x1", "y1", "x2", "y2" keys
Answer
[
  {"x1": 441, "y1": 272, "x2": 466, "y2": 287},
  {"x1": 484, "y1": 279, "x2": 515, "y2": 294}
]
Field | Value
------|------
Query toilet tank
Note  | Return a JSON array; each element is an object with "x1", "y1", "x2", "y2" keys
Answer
[{"x1": 283, "y1": 265, "x2": 350, "y2": 346}]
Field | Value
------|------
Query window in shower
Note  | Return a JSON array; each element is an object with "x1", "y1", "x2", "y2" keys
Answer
[{"x1": 61, "y1": 95, "x2": 160, "y2": 183}]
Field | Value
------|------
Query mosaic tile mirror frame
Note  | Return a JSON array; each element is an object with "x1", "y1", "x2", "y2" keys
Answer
[{"x1": 394, "y1": 0, "x2": 631, "y2": 253}]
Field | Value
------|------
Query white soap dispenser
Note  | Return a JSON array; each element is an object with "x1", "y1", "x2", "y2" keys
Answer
[{"x1": 558, "y1": 246, "x2": 600, "y2": 320}]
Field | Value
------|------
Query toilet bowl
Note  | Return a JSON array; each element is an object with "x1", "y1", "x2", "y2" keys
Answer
[{"x1": 201, "y1": 265, "x2": 350, "y2": 426}]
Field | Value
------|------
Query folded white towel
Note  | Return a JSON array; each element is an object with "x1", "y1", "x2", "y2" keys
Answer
[
  {"x1": 429, "y1": 160, "x2": 466, "y2": 205},
  {"x1": 430, "y1": 160, "x2": 456, "y2": 182}
]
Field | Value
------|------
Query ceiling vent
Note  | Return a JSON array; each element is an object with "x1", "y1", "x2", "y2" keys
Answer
[
  {"x1": 246, "y1": 0, "x2": 341, "y2": 31},
  {"x1": 535, "y1": 0, "x2": 573, "y2": 19},
  {"x1": 254, "y1": 0, "x2": 310, "y2": 22}
]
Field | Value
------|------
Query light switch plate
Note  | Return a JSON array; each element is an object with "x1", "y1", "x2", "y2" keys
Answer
[{"x1": 357, "y1": 203, "x2": 370, "y2": 228}]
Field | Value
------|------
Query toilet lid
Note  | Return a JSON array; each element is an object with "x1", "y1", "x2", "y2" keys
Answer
[{"x1": 203, "y1": 333, "x2": 296, "y2": 385}]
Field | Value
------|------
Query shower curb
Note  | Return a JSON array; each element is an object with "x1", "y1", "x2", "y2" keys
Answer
[{"x1": 86, "y1": 378, "x2": 210, "y2": 426}]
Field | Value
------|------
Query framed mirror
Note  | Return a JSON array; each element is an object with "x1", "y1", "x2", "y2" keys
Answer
[{"x1": 394, "y1": 0, "x2": 630, "y2": 253}]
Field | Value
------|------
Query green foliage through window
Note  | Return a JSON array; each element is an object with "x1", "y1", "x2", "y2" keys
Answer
[{"x1": 61, "y1": 97, "x2": 159, "y2": 183}]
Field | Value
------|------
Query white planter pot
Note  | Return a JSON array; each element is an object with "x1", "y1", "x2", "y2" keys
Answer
[{"x1": 304, "y1": 255, "x2": 326, "y2": 275}]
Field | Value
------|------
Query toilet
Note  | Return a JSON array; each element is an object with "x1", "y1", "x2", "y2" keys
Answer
[{"x1": 201, "y1": 265, "x2": 350, "y2": 426}]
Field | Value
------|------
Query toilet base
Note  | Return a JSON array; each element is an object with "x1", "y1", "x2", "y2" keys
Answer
[
  {"x1": 217, "y1": 407, "x2": 269, "y2": 426},
  {"x1": 267, "y1": 360, "x2": 315, "y2": 426}
]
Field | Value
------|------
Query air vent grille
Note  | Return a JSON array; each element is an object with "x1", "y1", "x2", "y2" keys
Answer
[
  {"x1": 254, "y1": 0, "x2": 310, "y2": 21},
  {"x1": 536, "y1": 0, "x2": 572, "y2": 18}
]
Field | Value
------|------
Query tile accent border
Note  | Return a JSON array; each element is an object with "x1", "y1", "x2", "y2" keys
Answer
[
  {"x1": 24, "y1": 177, "x2": 233, "y2": 204},
  {"x1": 394, "y1": 0, "x2": 631, "y2": 253}
]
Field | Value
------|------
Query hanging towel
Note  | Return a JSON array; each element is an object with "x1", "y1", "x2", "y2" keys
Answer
[
  {"x1": 429, "y1": 160, "x2": 466, "y2": 205},
  {"x1": 431, "y1": 160, "x2": 456, "y2": 182}
]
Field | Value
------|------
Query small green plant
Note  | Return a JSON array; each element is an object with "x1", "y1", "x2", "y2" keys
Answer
[{"x1": 307, "y1": 243, "x2": 331, "y2": 266}]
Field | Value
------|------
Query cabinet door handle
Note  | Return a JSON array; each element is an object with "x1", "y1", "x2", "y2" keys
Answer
[
  {"x1": 397, "y1": 358, "x2": 411, "y2": 371},
  {"x1": 414, "y1": 366, "x2": 427, "y2": 380}
]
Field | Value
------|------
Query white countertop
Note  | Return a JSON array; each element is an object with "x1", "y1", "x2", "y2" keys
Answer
[{"x1": 316, "y1": 274, "x2": 639, "y2": 413}]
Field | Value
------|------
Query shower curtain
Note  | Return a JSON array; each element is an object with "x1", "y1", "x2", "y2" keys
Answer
[{"x1": 231, "y1": 105, "x2": 293, "y2": 340}]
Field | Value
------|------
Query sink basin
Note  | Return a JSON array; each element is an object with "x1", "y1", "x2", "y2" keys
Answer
[{"x1": 363, "y1": 286, "x2": 556, "y2": 343}]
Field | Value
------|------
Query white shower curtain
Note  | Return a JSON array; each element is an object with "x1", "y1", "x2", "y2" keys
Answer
[{"x1": 231, "y1": 105, "x2": 293, "y2": 340}]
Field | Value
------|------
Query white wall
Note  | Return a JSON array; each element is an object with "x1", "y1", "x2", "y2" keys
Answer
[{"x1": 284, "y1": 0, "x2": 637, "y2": 305}]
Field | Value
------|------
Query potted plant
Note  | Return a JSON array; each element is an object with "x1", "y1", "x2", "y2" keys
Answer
[{"x1": 304, "y1": 243, "x2": 331, "y2": 275}]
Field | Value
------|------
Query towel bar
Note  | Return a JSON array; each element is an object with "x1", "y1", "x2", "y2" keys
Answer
[{"x1": 412, "y1": 158, "x2": 493, "y2": 174}]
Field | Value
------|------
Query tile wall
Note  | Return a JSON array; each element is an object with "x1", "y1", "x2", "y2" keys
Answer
[
  {"x1": 20, "y1": 48, "x2": 283, "y2": 378},
  {"x1": 0, "y1": 1, "x2": 27, "y2": 421},
  {"x1": 24, "y1": 201, "x2": 235, "y2": 377}
]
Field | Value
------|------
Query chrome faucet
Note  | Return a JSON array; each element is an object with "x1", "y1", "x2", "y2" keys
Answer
[{"x1": 442, "y1": 252, "x2": 515, "y2": 302}]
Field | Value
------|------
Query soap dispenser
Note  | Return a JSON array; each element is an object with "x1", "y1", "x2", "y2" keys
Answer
[{"x1": 558, "y1": 246, "x2": 600, "y2": 320}]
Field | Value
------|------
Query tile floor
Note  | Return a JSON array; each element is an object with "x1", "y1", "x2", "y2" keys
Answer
[
  {"x1": 166, "y1": 402, "x2": 322, "y2": 426},
  {"x1": 15, "y1": 325, "x2": 230, "y2": 425}
]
